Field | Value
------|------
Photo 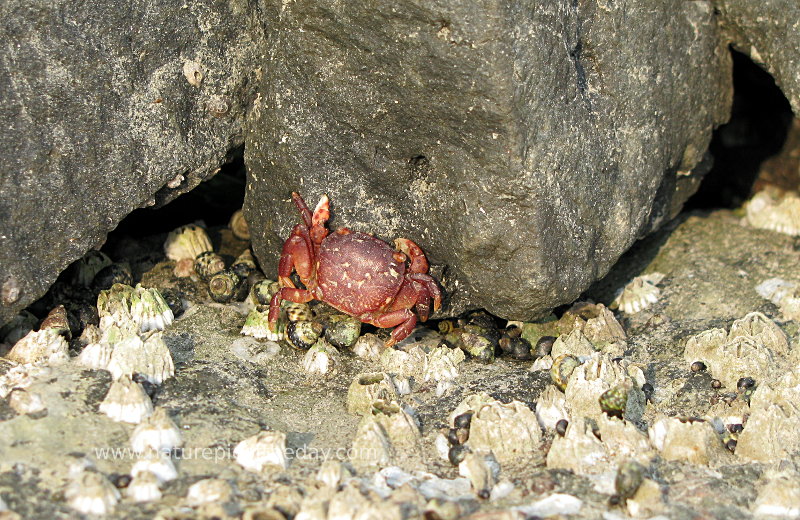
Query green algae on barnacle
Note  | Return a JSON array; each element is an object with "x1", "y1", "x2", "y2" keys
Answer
[
  {"x1": 241, "y1": 306, "x2": 284, "y2": 341},
  {"x1": 97, "y1": 283, "x2": 174, "y2": 333}
]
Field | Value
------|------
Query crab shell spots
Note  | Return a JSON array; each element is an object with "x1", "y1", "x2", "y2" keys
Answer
[{"x1": 317, "y1": 231, "x2": 405, "y2": 316}]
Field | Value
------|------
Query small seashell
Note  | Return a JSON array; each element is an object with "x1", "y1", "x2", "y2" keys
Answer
[
  {"x1": 241, "y1": 307, "x2": 284, "y2": 342},
  {"x1": 286, "y1": 320, "x2": 323, "y2": 350},
  {"x1": 234, "y1": 430, "x2": 289, "y2": 472},
  {"x1": 76, "y1": 341, "x2": 113, "y2": 370},
  {"x1": 347, "y1": 372, "x2": 398, "y2": 415},
  {"x1": 130, "y1": 407, "x2": 182, "y2": 453},
  {"x1": 39, "y1": 305, "x2": 70, "y2": 337},
  {"x1": 99, "y1": 375, "x2": 154, "y2": 424},
  {"x1": 229, "y1": 209, "x2": 250, "y2": 240},
  {"x1": 131, "y1": 450, "x2": 178, "y2": 483},
  {"x1": 316, "y1": 459, "x2": 351, "y2": 489},
  {"x1": 91, "y1": 263, "x2": 133, "y2": 292},
  {"x1": 599, "y1": 382, "x2": 630, "y2": 418},
  {"x1": 208, "y1": 269, "x2": 247, "y2": 303},
  {"x1": 231, "y1": 249, "x2": 258, "y2": 278},
  {"x1": 164, "y1": 224, "x2": 213, "y2": 261},
  {"x1": 250, "y1": 279, "x2": 280, "y2": 306},
  {"x1": 283, "y1": 301, "x2": 312, "y2": 323},
  {"x1": 550, "y1": 354, "x2": 581, "y2": 392},
  {"x1": 352, "y1": 333, "x2": 386, "y2": 360},
  {"x1": 610, "y1": 273, "x2": 664, "y2": 314},
  {"x1": 126, "y1": 471, "x2": 162, "y2": 502},
  {"x1": 194, "y1": 251, "x2": 226, "y2": 281},
  {"x1": 183, "y1": 60, "x2": 204, "y2": 87},
  {"x1": 187, "y1": 478, "x2": 233, "y2": 505},
  {"x1": 302, "y1": 339, "x2": 338, "y2": 375},
  {"x1": 744, "y1": 189, "x2": 800, "y2": 236},
  {"x1": 423, "y1": 346, "x2": 466, "y2": 383},
  {"x1": 322, "y1": 314, "x2": 361, "y2": 349},
  {"x1": 455, "y1": 330, "x2": 496, "y2": 363},
  {"x1": 6, "y1": 328, "x2": 69, "y2": 365},
  {"x1": 65, "y1": 472, "x2": 120, "y2": 515},
  {"x1": 7, "y1": 388, "x2": 46, "y2": 415},
  {"x1": 615, "y1": 460, "x2": 646, "y2": 501},
  {"x1": 107, "y1": 332, "x2": 175, "y2": 384},
  {"x1": 498, "y1": 335, "x2": 533, "y2": 361}
]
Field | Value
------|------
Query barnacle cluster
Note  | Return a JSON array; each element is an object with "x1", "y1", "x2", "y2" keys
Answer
[{"x1": 743, "y1": 188, "x2": 800, "y2": 236}]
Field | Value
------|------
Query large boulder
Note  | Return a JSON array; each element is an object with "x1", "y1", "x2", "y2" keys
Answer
[
  {"x1": 0, "y1": 0, "x2": 265, "y2": 323},
  {"x1": 244, "y1": 1, "x2": 731, "y2": 319}
]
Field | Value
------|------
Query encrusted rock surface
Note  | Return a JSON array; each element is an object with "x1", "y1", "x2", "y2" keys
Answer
[
  {"x1": 0, "y1": 0, "x2": 265, "y2": 323},
  {"x1": 245, "y1": 0, "x2": 731, "y2": 319}
]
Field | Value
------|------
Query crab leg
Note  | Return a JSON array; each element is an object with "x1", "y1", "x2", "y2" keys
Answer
[
  {"x1": 394, "y1": 238, "x2": 429, "y2": 274},
  {"x1": 409, "y1": 273, "x2": 442, "y2": 312},
  {"x1": 268, "y1": 287, "x2": 315, "y2": 329},
  {"x1": 278, "y1": 224, "x2": 314, "y2": 287},
  {"x1": 366, "y1": 309, "x2": 417, "y2": 347},
  {"x1": 291, "y1": 192, "x2": 314, "y2": 228}
]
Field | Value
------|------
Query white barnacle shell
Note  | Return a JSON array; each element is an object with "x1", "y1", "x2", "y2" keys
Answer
[
  {"x1": 126, "y1": 471, "x2": 162, "y2": 502},
  {"x1": 423, "y1": 346, "x2": 465, "y2": 383},
  {"x1": 610, "y1": 273, "x2": 664, "y2": 314},
  {"x1": 349, "y1": 415, "x2": 392, "y2": 470},
  {"x1": 97, "y1": 284, "x2": 173, "y2": 334},
  {"x1": 352, "y1": 333, "x2": 386, "y2": 360},
  {"x1": 302, "y1": 340, "x2": 338, "y2": 375},
  {"x1": 564, "y1": 354, "x2": 645, "y2": 421},
  {"x1": 7, "y1": 388, "x2": 45, "y2": 415},
  {"x1": 5, "y1": 329, "x2": 69, "y2": 365},
  {"x1": 379, "y1": 345, "x2": 427, "y2": 379},
  {"x1": 756, "y1": 277, "x2": 800, "y2": 321},
  {"x1": 0, "y1": 362, "x2": 49, "y2": 399},
  {"x1": 684, "y1": 314, "x2": 785, "y2": 389},
  {"x1": 241, "y1": 307, "x2": 282, "y2": 341},
  {"x1": 65, "y1": 471, "x2": 120, "y2": 515},
  {"x1": 187, "y1": 478, "x2": 233, "y2": 505},
  {"x1": 316, "y1": 459, "x2": 351, "y2": 489},
  {"x1": 550, "y1": 329, "x2": 595, "y2": 359},
  {"x1": 580, "y1": 304, "x2": 627, "y2": 347},
  {"x1": 736, "y1": 372, "x2": 800, "y2": 463},
  {"x1": 744, "y1": 189, "x2": 800, "y2": 236},
  {"x1": 107, "y1": 331, "x2": 174, "y2": 384},
  {"x1": 535, "y1": 385, "x2": 569, "y2": 430},
  {"x1": 458, "y1": 452, "x2": 499, "y2": 497},
  {"x1": 164, "y1": 223, "x2": 213, "y2": 261},
  {"x1": 130, "y1": 407, "x2": 182, "y2": 453},
  {"x1": 346, "y1": 372, "x2": 398, "y2": 415},
  {"x1": 451, "y1": 394, "x2": 542, "y2": 467},
  {"x1": 131, "y1": 449, "x2": 178, "y2": 483},
  {"x1": 648, "y1": 416, "x2": 730, "y2": 465},
  {"x1": 130, "y1": 285, "x2": 174, "y2": 333},
  {"x1": 351, "y1": 400, "x2": 422, "y2": 471},
  {"x1": 76, "y1": 341, "x2": 113, "y2": 370},
  {"x1": 99, "y1": 375, "x2": 153, "y2": 424},
  {"x1": 234, "y1": 430, "x2": 289, "y2": 472},
  {"x1": 546, "y1": 417, "x2": 608, "y2": 474}
]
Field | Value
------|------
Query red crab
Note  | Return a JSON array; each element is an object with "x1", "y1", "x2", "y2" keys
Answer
[{"x1": 268, "y1": 192, "x2": 442, "y2": 347}]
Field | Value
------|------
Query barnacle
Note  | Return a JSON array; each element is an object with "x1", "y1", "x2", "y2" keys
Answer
[
  {"x1": 97, "y1": 283, "x2": 174, "y2": 333},
  {"x1": 241, "y1": 306, "x2": 283, "y2": 341},
  {"x1": 458, "y1": 452, "x2": 498, "y2": 498},
  {"x1": 744, "y1": 189, "x2": 800, "y2": 236},
  {"x1": 106, "y1": 332, "x2": 174, "y2": 385},
  {"x1": 316, "y1": 460, "x2": 351, "y2": 489},
  {"x1": 610, "y1": 273, "x2": 665, "y2": 314},
  {"x1": 756, "y1": 277, "x2": 800, "y2": 321},
  {"x1": 564, "y1": 354, "x2": 646, "y2": 421},
  {"x1": 187, "y1": 479, "x2": 233, "y2": 506},
  {"x1": 76, "y1": 341, "x2": 112, "y2": 370},
  {"x1": 99, "y1": 375, "x2": 154, "y2": 424},
  {"x1": 234, "y1": 430, "x2": 289, "y2": 472},
  {"x1": 6, "y1": 328, "x2": 69, "y2": 365},
  {"x1": 302, "y1": 339, "x2": 338, "y2": 375},
  {"x1": 126, "y1": 471, "x2": 162, "y2": 503},
  {"x1": 347, "y1": 372, "x2": 399, "y2": 415},
  {"x1": 130, "y1": 407, "x2": 182, "y2": 453},
  {"x1": 131, "y1": 450, "x2": 178, "y2": 483},
  {"x1": 164, "y1": 224, "x2": 213, "y2": 261},
  {"x1": 352, "y1": 333, "x2": 386, "y2": 360},
  {"x1": 229, "y1": 209, "x2": 250, "y2": 240},
  {"x1": 65, "y1": 472, "x2": 120, "y2": 515},
  {"x1": 648, "y1": 416, "x2": 730, "y2": 465}
]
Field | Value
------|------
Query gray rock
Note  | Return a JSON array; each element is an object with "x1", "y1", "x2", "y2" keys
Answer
[
  {"x1": 244, "y1": 0, "x2": 731, "y2": 319},
  {"x1": 0, "y1": 0, "x2": 265, "y2": 323},
  {"x1": 716, "y1": 0, "x2": 800, "y2": 113}
]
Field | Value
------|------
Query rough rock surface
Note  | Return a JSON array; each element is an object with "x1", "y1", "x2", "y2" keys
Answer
[
  {"x1": 245, "y1": 0, "x2": 731, "y2": 319},
  {"x1": 716, "y1": 0, "x2": 800, "y2": 114},
  {"x1": 0, "y1": 0, "x2": 265, "y2": 323}
]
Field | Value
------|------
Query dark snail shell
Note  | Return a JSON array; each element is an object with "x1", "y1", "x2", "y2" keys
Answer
[
  {"x1": 323, "y1": 314, "x2": 362, "y2": 349},
  {"x1": 251, "y1": 280, "x2": 281, "y2": 306},
  {"x1": 194, "y1": 251, "x2": 226, "y2": 281},
  {"x1": 615, "y1": 460, "x2": 645, "y2": 501},
  {"x1": 91, "y1": 264, "x2": 133, "y2": 292},
  {"x1": 208, "y1": 269, "x2": 247, "y2": 303},
  {"x1": 286, "y1": 320, "x2": 324, "y2": 350},
  {"x1": 231, "y1": 249, "x2": 258, "y2": 279},
  {"x1": 229, "y1": 210, "x2": 250, "y2": 241}
]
